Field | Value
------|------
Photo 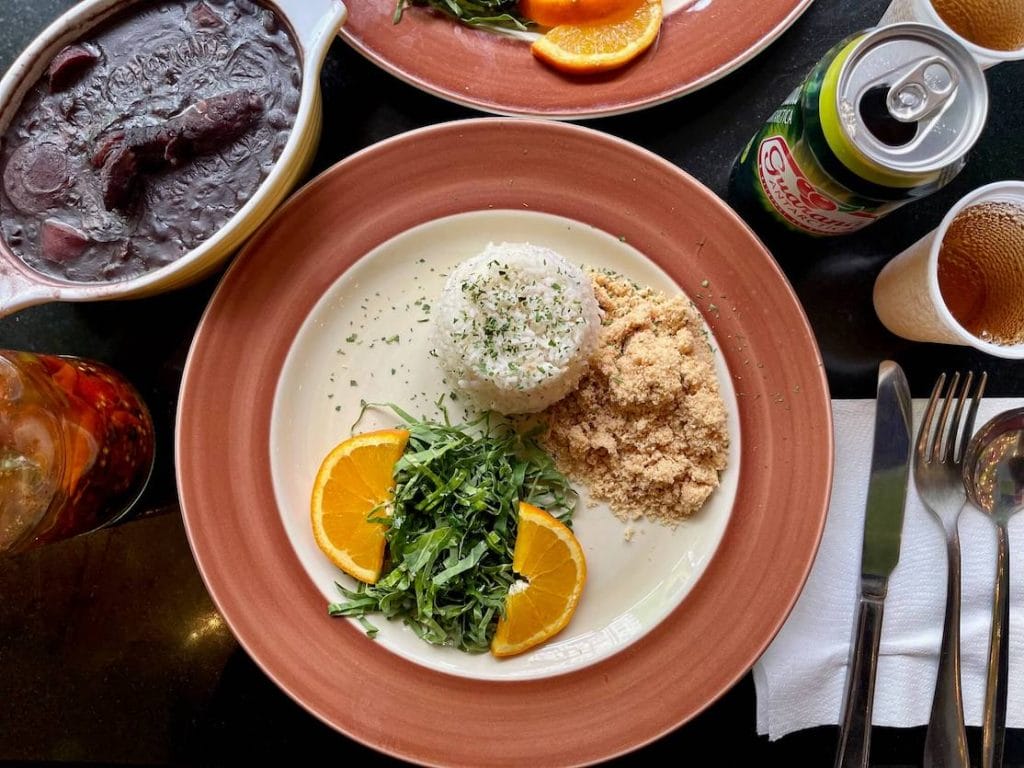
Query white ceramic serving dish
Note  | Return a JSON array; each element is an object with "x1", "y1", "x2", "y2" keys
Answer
[{"x1": 0, "y1": 0, "x2": 347, "y2": 316}]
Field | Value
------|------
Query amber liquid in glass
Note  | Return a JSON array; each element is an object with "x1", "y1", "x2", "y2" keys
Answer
[
  {"x1": 937, "y1": 200, "x2": 1024, "y2": 346},
  {"x1": 931, "y1": 0, "x2": 1024, "y2": 51},
  {"x1": 0, "y1": 353, "x2": 154, "y2": 554}
]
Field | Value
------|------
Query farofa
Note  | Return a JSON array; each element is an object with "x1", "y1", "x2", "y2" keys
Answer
[{"x1": 541, "y1": 272, "x2": 728, "y2": 526}]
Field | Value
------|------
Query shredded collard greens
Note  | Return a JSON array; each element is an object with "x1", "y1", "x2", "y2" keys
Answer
[
  {"x1": 393, "y1": 0, "x2": 533, "y2": 31},
  {"x1": 329, "y1": 402, "x2": 576, "y2": 653}
]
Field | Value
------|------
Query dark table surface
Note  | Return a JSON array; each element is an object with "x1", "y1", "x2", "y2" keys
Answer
[{"x1": 1, "y1": 0, "x2": 1022, "y2": 765}]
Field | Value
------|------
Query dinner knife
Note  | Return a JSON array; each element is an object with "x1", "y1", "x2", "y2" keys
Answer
[{"x1": 835, "y1": 360, "x2": 913, "y2": 768}]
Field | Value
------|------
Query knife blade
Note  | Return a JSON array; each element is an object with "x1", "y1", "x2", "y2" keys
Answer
[{"x1": 835, "y1": 360, "x2": 913, "y2": 768}]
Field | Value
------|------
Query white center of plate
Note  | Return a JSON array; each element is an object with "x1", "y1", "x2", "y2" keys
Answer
[{"x1": 270, "y1": 210, "x2": 741, "y2": 681}]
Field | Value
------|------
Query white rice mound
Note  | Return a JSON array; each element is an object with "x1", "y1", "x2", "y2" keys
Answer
[{"x1": 434, "y1": 242, "x2": 601, "y2": 415}]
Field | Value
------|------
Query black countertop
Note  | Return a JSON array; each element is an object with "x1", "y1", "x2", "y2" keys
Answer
[{"x1": 0, "y1": 0, "x2": 1022, "y2": 765}]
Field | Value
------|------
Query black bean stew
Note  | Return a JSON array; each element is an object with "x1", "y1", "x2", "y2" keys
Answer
[{"x1": 0, "y1": 0, "x2": 301, "y2": 283}]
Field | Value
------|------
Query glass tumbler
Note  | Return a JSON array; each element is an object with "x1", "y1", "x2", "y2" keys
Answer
[{"x1": 0, "y1": 350, "x2": 154, "y2": 555}]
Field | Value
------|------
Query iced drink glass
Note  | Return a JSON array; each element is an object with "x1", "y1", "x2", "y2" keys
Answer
[
  {"x1": 0, "y1": 351, "x2": 154, "y2": 555},
  {"x1": 872, "y1": 181, "x2": 1024, "y2": 359},
  {"x1": 879, "y1": 0, "x2": 1024, "y2": 69}
]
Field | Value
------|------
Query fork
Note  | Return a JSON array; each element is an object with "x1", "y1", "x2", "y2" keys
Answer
[{"x1": 916, "y1": 371, "x2": 987, "y2": 768}]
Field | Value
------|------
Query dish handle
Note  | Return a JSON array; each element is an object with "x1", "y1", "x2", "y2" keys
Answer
[
  {"x1": 0, "y1": 261, "x2": 56, "y2": 318},
  {"x1": 277, "y1": 0, "x2": 348, "y2": 61}
]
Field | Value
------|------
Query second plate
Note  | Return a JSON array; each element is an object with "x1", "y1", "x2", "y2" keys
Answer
[{"x1": 340, "y1": 0, "x2": 814, "y2": 118}]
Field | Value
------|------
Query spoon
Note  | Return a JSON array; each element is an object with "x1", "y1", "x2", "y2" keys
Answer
[{"x1": 963, "y1": 407, "x2": 1024, "y2": 768}]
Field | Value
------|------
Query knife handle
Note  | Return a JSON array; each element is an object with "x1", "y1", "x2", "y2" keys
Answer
[{"x1": 835, "y1": 595, "x2": 885, "y2": 768}]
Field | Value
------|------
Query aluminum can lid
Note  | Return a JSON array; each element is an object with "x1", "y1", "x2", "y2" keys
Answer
[{"x1": 827, "y1": 22, "x2": 988, "y2": 178}]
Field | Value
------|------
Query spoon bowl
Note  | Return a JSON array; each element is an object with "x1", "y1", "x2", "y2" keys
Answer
[
  {"x1": 965, "y1": 408, "x2": 1024, "y2": 520},
  {"x1": 963, "y1": 406, "x2": 1024, "y2": 768}
]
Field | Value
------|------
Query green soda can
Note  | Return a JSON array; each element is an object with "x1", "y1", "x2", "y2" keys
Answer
[{"x1": 730, "y1": 23, "x2": 989, "y2": 237}]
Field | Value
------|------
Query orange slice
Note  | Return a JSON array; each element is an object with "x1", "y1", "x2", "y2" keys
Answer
[
  {"x1": 531, "y1": 0, "x2": 662, "y2": 75},
  {"x1": 310, "y1": 429, "x2": 410, "y2": 584},
  {"x1": 519, "y1": 0, "x2": 643, "y2": 27},
  {"x1": 491, "y1": 501, "x2": 587, "y2": 657}
]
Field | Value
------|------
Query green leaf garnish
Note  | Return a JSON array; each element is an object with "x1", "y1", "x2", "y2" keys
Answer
[
  {"x1": 332, "y1": 404, "x2": 576, "y2": 654},
  {"x1": 393, "y1": 0, "x2": 533, "y2": 31}
]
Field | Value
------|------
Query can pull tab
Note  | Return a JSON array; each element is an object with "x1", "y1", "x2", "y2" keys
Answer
[{"x1": 886, "y1": 56, "x2": 959, "y2": 123}]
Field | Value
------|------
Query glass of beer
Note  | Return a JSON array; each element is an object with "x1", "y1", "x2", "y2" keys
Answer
[
  {"x1": 0, "y1": 351, "x2": 155, "y2": 555},
  {"x1": 879, "y1": 0, "x2": 1024, "y2": 68},
  {"x1": 873, "y1": 181, "x2": 1024, "y2": 359}
]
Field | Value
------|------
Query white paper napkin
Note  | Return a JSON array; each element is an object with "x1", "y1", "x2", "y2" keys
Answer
[{"x1": 754, "y1": 398, "x2": 1024, "y2": 740}]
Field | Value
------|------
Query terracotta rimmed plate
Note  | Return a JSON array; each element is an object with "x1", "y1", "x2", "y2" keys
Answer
[
  {"x1": 177, "y1": 118, "x2": 833, "y2": 766},
  {"x1": 339, "y1": 0, "x2": 814, "y2": 119}
]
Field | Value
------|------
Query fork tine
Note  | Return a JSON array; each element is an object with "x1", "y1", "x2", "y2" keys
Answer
[
  {"x1": 934, "y1": 371, "x2": 960, "y2": 463},
  {"x1": 956, "y1": 371, "x2": 987, "y2": 462},
  {"x1": 918, "y1": 373, "x2": 946, "y2": 459},
  {"x1": 944, "y1": 371, "x2": 972, "y2": 464}
]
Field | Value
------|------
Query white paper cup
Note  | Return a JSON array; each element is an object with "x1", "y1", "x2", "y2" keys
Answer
[
  {"x1": 873, "y1": 181, "x2": 1024, "y2": 360},
  {"x1": 879, "y1": 0, "x2": 1024, "y2": 69}
]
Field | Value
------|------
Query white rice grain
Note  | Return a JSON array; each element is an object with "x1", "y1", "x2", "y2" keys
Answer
[{"x1": 433, "y1": 242, "x2": 601, "y2": 414}]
